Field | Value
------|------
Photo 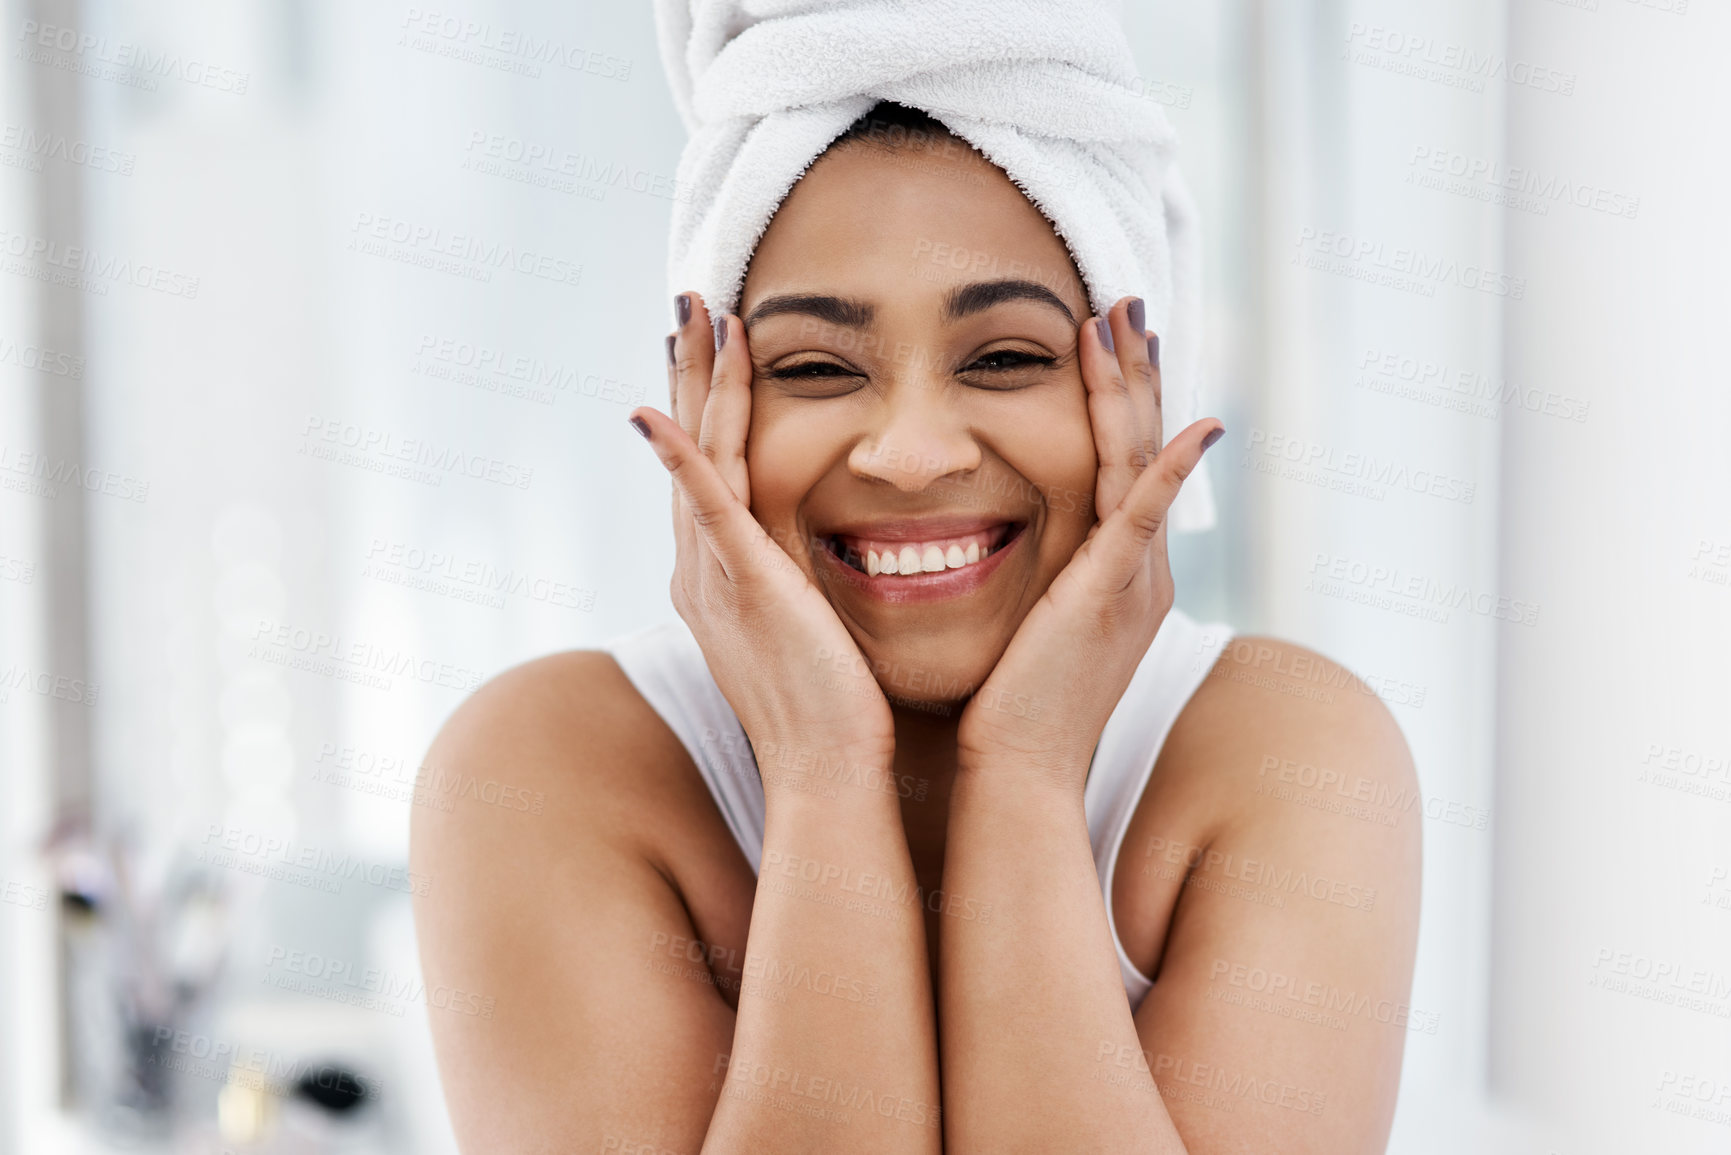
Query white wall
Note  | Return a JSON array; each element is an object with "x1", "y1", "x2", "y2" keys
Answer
[{"x1": 1490, "y1": 2, "x2": 1731, "y2": 1151}]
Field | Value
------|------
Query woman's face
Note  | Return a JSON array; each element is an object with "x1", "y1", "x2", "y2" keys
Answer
[{"x1": 739, "y1": 133, "x2": 1099, "y2": 712}]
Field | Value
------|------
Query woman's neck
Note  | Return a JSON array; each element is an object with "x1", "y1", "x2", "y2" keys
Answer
[{"x1": 889, "y1": 702, "x2": 965, "y2": 883}]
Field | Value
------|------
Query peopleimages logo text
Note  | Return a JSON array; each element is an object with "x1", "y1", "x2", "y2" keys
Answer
[{"x1": 1293, "y1": 228, "x2": 1525, "y2": 300}]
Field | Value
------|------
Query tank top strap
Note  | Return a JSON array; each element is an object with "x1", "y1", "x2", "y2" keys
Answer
[
  {"x1": 1086, "y1": 607, "x2": 1235, "y2": 1006},
  {"x1": 598, "y1": 621, "x2": 768, "y2": 872}
]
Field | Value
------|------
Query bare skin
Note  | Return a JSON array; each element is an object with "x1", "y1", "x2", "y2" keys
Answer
[{"x1": 411, "y1": 132, "x2": 1422, "y2": 1154}]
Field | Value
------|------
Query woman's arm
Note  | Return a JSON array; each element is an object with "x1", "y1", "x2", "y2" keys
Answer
[
  {"x1": 938, "y1": 645, "x2": 1422, "y2": 1153},
  {"x1": 411, "y1": 662, "x2": 944, "y2": 1154},
  {"x1": 411, "y1": 654, "x2": 742, "y2": 1154},
  {"x1": 704, "y1": 748, "x2": 942, "y2": 1152},
  {"x1": 939, "y1": 761, "x2": 1190, "y2": 1152},
  {"x1": 1126, "y1": 641, "x2": 1422, "y2": 1153}
]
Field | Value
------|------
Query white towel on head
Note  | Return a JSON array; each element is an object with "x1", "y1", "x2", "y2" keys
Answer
[{"x1": 653, "y1": 0, "x2": 1217, "y2": 532}]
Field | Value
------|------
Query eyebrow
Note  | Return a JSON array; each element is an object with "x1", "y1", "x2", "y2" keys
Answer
[
  {"x1": 742, "y1": 278, "x2": 1078, "y2": 332},
  {"x1": 943, "y1": 278, "x2": 1076, "y2": 325},
  {"x1": 744, "y1": 293, "x2": 874, "y2": 329}
]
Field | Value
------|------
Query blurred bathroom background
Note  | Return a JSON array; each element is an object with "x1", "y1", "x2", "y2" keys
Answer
[{"x1": 0, "y1": 0, "x2": 1726, "y2": 1152}]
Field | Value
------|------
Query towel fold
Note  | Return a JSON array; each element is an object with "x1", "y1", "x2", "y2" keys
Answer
[{"x1": 653, "y1": 0, "x2": 1216, "y2": 531}]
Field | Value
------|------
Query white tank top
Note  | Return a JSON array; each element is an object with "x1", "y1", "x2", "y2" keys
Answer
[{"x1": 600, "y1": 608, "x2": 1234, "y2": 1011}]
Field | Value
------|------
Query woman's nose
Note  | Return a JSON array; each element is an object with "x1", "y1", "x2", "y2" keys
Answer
[{"x1": 846, "y1": 384, "x2": 983, "y2": 493}]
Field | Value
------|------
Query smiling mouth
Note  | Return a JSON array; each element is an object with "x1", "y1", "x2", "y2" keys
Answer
[{"x1": 823, "y1": 522, "x2": 1026, "y2": 577}]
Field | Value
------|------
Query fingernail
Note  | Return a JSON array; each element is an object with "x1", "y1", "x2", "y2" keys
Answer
[
  {"x1": 665, "y1": 333, "x2": 677, "y2": 367},
  {"x1": 713, "y1": 315, "x2": 728, "y2": 351},
  {"x1": 1201, "y1": 426, "x2": 1224, "y2": 453},
  {"x1": 675, "y1": 293, "x2": 691, "y2": 326},
  {"x1": 628, "y1": 415, "x2": 650, "y2": 440},
  {"x1": 1095, "y1": 317, "x2": 1114, "y2": 353},
  {"x1": 1147, "y1": 333, "x2": 1160, "y2": 370},
  {"x1": 1127, "y1": 297, "x2": 1145, "y2": 333}
]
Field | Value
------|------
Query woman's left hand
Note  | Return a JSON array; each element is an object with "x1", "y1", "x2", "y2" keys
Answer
[{"x1": 954, "y1": 296, "x2": 1223, "y2": 791}]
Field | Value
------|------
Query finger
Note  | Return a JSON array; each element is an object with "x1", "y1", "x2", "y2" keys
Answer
[
  {"x1": 670, "y1": 292, "x2": 721, "y2": 586},
  {"x1": 664, "y1": 332, "x2": 678, "y2": 414},
  {"x1": 670, "y1": 474, "x2": 693, "y2": 575},
  {"x1": 1106, "y1": 297, "x2": 1159, "y2": 469},
  {"x1": 670, "y1": 450, "x2": 697, "y2": 601},
  {"x1": 630, "y1": 405, "x2": 767, "y2": 584},
  {"x1": 637, "y1": 403, "x2": 721, "y2": 582},
  {"x1": 1146, "y1": 330, "x2": 1163, "y2": 412},
  {"x1": 671, "y1": 290, "x2": 716, "y2": 443},
  {"x1": 640, "y1": 402, "x2": 699, "y2": 578},
  {"x1": 698, "y1": 312, "x2": 752, "y2": 506},
  {"x1": 1080, "y1": 308, "x2": 1141, "y2": 520},
  {"x1": 1091, "y1": 418, "x2": 1224, "y2": 594},
  {"x1": 1143, "y1": 329, "x2": 1164, "y2": 457},
  {"x1": 667, "y1": 295, "x2": 688, "y2": 425}
]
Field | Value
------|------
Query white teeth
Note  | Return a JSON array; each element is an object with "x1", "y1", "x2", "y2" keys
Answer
[{"x1": 837, "y1": 527, "x2": 1011, "y2": 577}]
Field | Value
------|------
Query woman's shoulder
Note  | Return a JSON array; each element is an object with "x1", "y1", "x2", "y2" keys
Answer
[
  {"x1": 1114, "y1": 631, "x2": 1422, "y2": 1005},
  {"x1": 1119, "y1": 633, "x2": 1420, "y2": 939},
  {"x1": 1168, "y1": 633, "x2": 1418, "y2": 813},
  {"x1": 429, "y1": 649, "x2": 665, "y2": 775},
  {"x1": 409, "y1": 649, "x2": 707, "y2": 867}
]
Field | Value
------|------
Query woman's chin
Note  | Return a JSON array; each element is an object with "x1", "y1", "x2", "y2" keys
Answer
[
  {"x1": 854, "y1": 640, "x2": 1008, "y2": 723},
  {"x1": 882, "y1": 688, "x2": 964, "y2": 721}
]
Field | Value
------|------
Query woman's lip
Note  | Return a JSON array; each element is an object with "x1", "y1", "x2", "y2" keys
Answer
[
  {"x1": 817, "y1": 523, "x2": 1026, "y2": 605},
  {"x1": 816, "y1": 514, "x2": 1019, "y2": 541}
]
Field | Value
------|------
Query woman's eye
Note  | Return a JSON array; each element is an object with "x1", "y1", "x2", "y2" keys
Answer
[
  {"x1": 765, "y1": 360, "x2": 857, "y2": 379},
  {"x1": 963, "y1": 349, "x2": 1058, "y2": 373}
]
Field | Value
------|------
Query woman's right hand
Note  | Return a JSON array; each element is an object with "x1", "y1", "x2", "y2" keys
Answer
[{"x1": 629, "y1": 291, "x2": 898, "y2": 796}]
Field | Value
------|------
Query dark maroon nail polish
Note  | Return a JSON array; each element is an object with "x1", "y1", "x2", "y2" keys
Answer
[
  {"x1": 629, "y1": 415, "x2": 650, "y2": 439},
  {"x1": 1201, "y1": 426, "x2": 1224, "y2": 452},
  {"x1": 1127, "y1": 297, "x2": 1145, "y2": 333},
  {"x1": 713, "y1": 315, "x2": 728, "y2": 351},
  {"x1": 1095, "y1": 317, "x2": 1114, "y2": 353},
  {"x1": 675, "y1": 294, "x2": 691, "y2": 326},
  {"x1": 665, "y1": 333, "x2": 677, "y2": 367},
  {"x1": 1147, "y1": 333, "x2": 1160, "y2": 370}
]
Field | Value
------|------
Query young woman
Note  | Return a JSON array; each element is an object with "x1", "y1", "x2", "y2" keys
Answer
[{"x1": 410, "y1": 94, "x2": 1419, "y2": 1155}]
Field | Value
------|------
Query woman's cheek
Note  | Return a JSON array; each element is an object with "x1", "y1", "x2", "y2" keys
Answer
[
  {"x1": 746, "y1": 416, "x2": 832, "y2": 539},
  {"x1": 997, "y1": 410, "x2": 1096, "y2": 525}
]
